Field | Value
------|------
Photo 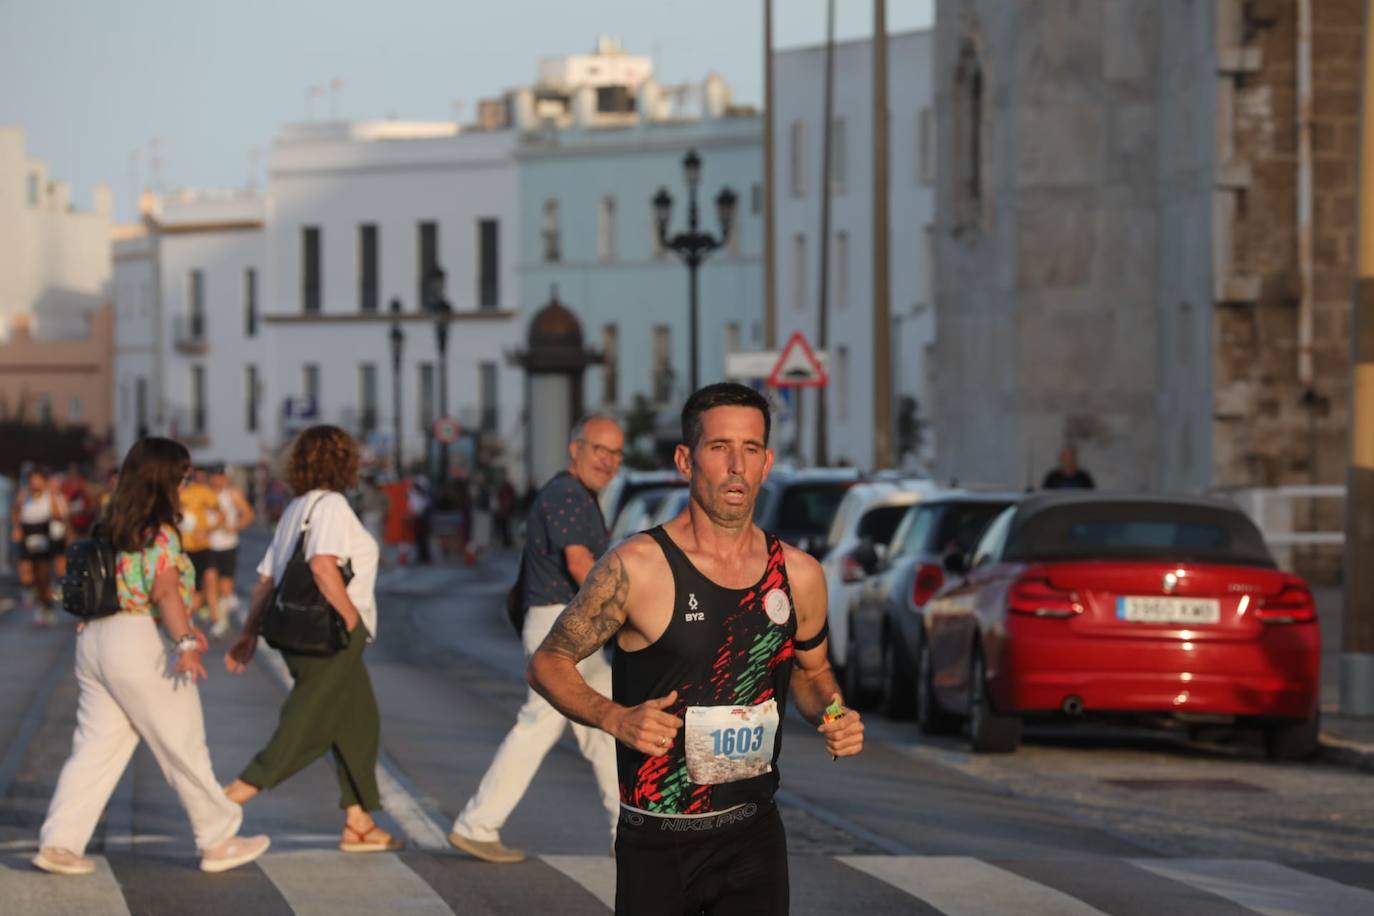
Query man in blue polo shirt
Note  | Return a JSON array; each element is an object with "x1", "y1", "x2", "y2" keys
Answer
[{"x1": 449, "y1": 415, "x2": 625, "y2": 863}]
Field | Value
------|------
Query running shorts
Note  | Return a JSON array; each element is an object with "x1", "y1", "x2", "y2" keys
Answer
[{"x1": 613, "y1": 799, "x2": 788, "y2": 916}]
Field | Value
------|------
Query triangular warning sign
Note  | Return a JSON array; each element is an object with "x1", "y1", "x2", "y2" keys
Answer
[{"x1": 768, "y1": 332, "x2": 828, "y2": 388}]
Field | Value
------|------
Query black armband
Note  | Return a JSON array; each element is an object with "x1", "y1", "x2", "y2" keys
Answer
[{"x1": 793, "y1": 620, "x2": 829, "y2": 652}]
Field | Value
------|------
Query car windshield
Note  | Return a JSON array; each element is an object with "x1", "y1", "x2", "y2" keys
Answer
[
  {"x1": 937, "y1": 502, "x2": 1013, "y2": 555},
  {"x1": 1005, "y1": 501, "x2": 1275, "y2": 567},
  {"x1": 771, "y1": 483, "x2": 853, "y2": 539},
  {"x1": 857, "y1": 504, "x2": 913, "y2": 547}
]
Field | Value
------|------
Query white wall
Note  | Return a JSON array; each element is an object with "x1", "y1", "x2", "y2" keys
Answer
[
  {"x1": 0, "y1": 126, "x2": 112, "y2": 341},
  {"x1": 518, "y1": 116, "x2": 764, "y2": 420},
  {"x1": 111, "y1": 232, "x2": 158, "y2": 458},
  {"x1": 265, "y1": 123, "x2": 525, "y2": 481},
  {"x1": 772, "y1": 30, "x2": 936, "y2": 470}
]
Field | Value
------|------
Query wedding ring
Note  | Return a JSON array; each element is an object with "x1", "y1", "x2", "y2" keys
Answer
[{"x1": 658, "y1": 736, "x2": 667, "y2": 747}]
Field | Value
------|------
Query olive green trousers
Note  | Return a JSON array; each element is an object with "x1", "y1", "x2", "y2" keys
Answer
[{"x1": 239, "y1": 629, "x2": 381, "y2": 810}]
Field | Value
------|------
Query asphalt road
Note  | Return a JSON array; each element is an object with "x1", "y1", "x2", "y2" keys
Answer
[{"x1": 1, "y1": 544, "x2": 1373, "y2": 914}]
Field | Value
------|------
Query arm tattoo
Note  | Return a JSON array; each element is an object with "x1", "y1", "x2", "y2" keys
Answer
[{"x1": 540, "y1": 551, "x2": 630, "y2": 662}]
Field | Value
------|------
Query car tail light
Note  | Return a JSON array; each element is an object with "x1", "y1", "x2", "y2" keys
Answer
[
  {"x1": 911, "y1": 563, "x2": 944, "y2": 607},
  {"x1": 841, "y1": 553, "x2": 867, "y2": 584},
  {"x1": 1008, "y1": 577, "x2": 1083, "y2": 618},
  {"x1": 1254, "y1": 583, "x2": 1317, "y2": 624}
]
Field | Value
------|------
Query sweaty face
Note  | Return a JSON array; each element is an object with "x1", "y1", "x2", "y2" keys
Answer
[
  {"x1": 569, "y1": 419, "x2": 625, "y2": 494},
  {"x1": 679, "y1": 406, "x2": 772, "y2": 527}
]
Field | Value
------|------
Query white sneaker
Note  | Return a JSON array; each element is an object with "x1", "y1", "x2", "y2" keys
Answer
[
  {"x1": 200, "y1": 834, "x2": 270, "y2": 873},
  {"x1": 210, "y1": 617, "x2": 231, "y2": 640},
  {"x1": 33, "y1": 847, "x2": 96, "y2": 875}
]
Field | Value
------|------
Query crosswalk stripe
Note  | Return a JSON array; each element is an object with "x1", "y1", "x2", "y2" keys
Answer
[
  {"x1": 1, "y1": 853, "x2": 132, "y2": 916},
  {"x1": 541, "y1": 854, "x2": 617, "y2": 910},
  {"x1": 1134, "y1": 858, "x2": 1374, "y2": 916},
  {"x1": 838, "y1": 855, "x2": 1111, "y2": 916},
  {"x1": 255, "y1": 849, "x2": 455, "y2": 915}
]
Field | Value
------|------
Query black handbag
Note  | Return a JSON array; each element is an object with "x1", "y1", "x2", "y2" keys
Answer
[{"x1": 260, "y1": 496, "x2": 354, "y2": 657}]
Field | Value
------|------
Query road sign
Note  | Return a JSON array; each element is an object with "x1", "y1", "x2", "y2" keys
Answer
[
  {"x1": 768, "y1": 332, "x2": 828, "y2": 388},
  {"x1": 432, "y1": 416, "x2": 462, "y2": 444},
  {"x1": 726, "y1": 348, "x2": 829, "y2": 383}
]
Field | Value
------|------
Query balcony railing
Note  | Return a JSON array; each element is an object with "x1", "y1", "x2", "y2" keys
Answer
[{"x1": 172, "y1": 314, "x2": 207, "y2": 354}]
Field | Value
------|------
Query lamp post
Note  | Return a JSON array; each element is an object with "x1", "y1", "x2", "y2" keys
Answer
[
  {"x1": 388, "y1": 298, "x2": 405, "y2": 475},
  {"x1": 427, "y1": 267, "x2": 453, "y2": 484},
  {"x1": 653, "y1": 149, "x2": 738, "y2": 393}
]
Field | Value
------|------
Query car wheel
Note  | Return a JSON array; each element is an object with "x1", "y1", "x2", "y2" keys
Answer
[
  {"x1": 916, "y1": 633, "x2": 960, "y2": 736},
  {"x1": 1263, "y1": 711, "x2": 1320, "y2": 762},
  {"x1": 968, "y1": 646, "x2": 1022, "y2": 754},
  {"x1": 842, "y1": 621, "x2": 875, "y2": 708},
  {"x1": 880, "y1": 636, "x2": 915, "y2": 720}
]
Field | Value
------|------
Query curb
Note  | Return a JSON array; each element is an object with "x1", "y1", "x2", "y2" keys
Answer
[{"x1": 1318, "y1": 734, "x2": 1374, "y2": 772}]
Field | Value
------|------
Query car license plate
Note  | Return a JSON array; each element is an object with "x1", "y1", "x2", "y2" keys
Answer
[{"x1": 1116, "y1": 596, "x2": 1220, "y2": 625}]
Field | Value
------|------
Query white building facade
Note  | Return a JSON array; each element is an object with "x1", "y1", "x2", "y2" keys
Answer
[
  {"x1": 772, "y1": 30, "x2": 936, "y2": 469},
  {"x1": 517, "y1": 114, "x2": 764, "y2": 421},
  {"x1": 0, "y1": 126, "x2": 113, "y2": 340}
]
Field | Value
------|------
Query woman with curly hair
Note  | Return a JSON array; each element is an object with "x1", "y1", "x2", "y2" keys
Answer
[
  {"x1": 34, "y1": 437, "x2": 270, "y2": 875},
  {"x1": 223, "y1": 425, "x2": 401, "y2": 853}
]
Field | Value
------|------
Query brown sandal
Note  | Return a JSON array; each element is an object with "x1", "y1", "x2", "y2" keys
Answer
[{"x1": 340, "y1": 823, "x2": 405, "y2": 853}]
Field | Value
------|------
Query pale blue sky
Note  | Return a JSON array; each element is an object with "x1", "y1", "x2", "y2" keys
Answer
[{"x1": 0, "y1": 0, "x2": 932, "y2": 222}]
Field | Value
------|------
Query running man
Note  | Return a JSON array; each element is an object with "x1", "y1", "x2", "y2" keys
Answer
[
  {"x1": 530, "y1": 383, "x2": 863, "y2": 915},
  {"x1": 207, "y1": 465, "x2": 255, "y2": 635},
  {"x1": 10, "y1": 466, "x2": 66, "y2": 626},
  {"x1": 178, "y1": 467, "x2": 222, "y2": 632}
]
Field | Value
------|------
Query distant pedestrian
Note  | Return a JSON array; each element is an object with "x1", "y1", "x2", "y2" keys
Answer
[
  {"x1": 208, "y1": 465, "x2": 255, "y2": 634},
  {"x1": 224, "y1": 425, "x2": 402, "y2": 854},
  {"x1": 61, "y1": 465, "x2": 96, "y2": 539},
  {"x1": 495, "y1": 478, "x2": 517, "y2": 548},
  {"x1": 409, "y1": 474, "x2": 433, "y2": 564},
  {"x1": 1042, "y1": 445, "x2": 1096, "y2": 490},
  {"x1": 448, "y1": 415, "x2": 625, "y2": 864},
  {"x1": 179, "y1": 467, "x2": 223, "y2": 631},
  {"x1": 10, "y1": 466, "x2": 66, "y2": 626},
  {"x1": 34, "y1": 437, "x2": 270, "y2": 876}
]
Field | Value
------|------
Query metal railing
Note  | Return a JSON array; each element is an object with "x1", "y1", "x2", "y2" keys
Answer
[{"x1": 1224, "y1": 485, "x2": 1345, "y2": 547}]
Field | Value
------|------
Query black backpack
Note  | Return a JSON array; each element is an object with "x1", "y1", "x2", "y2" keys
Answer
[
  {"x1": 62, "y1": 526, "x2": 121, "y2": 620},
  {"x1": 260, "y1": 496, "x2": 353, "y2": 657}
]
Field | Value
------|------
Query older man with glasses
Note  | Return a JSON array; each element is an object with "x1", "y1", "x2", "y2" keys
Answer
[{"x1": 448, "y1": 414, "x2": 625, "y2": 863}]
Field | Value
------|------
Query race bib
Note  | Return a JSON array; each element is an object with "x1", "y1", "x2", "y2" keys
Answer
[
  {"x1": 25, "y1": 533, "x2": 50, "y2": 554},
  {"x1": 49, "y1": 520, "x2": 66, "y2": 540},
  {"x1": 684, "y1": 700, "x2": 779, "y2": 786}
]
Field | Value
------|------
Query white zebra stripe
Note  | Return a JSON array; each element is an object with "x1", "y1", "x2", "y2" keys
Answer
[
  {"x1": 1134, "y1": 858, "x2": 1374, "y2": 916},
  {"x1": 839, "y1": 855, "x2": 1111, "y2": 916},
  {"x1": 255, "y1": 849, "x2": 454, "y2": 915}
]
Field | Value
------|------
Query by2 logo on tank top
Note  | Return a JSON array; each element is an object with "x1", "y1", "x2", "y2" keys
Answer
[{"x1": 613, "y1": 526, "x2": 797, "y2": 815}]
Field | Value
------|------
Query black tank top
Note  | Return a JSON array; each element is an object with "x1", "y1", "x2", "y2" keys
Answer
[{"x1": 613, "y1": 525, "x2": 797, "y2": 815}]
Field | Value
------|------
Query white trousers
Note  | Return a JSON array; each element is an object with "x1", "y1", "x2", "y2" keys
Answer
[
  {"x1": 454, "y1": 602, "x2": 620, "y2": 842},
  {"x1": 39, "y1": 614, "x2": 243, "y2": 854}
]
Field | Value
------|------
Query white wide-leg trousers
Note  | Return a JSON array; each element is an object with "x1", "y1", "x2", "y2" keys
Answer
[
  {"x1": 453, "y1": 602, "x2": 620, "y2": 842},
  {"x1": 39, "y1": 614, "x2": 242, "y2": 855}
]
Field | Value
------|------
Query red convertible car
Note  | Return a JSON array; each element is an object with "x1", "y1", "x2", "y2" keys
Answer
[{"x1": 918, "y1": 493, "x2": 1320, "y2": 760}]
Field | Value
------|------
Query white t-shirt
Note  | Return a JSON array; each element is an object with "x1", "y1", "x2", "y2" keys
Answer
[
  {"x1": 257, "y1": 490, "x2": 380, "y2": 640},
  {"x1": 208, "y1": 489, "x2": 241, "y2": 552}
]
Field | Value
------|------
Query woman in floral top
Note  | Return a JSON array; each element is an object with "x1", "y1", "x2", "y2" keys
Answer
[{"x1": 33, "y1": 437, "x2": 271, "y2": 876}]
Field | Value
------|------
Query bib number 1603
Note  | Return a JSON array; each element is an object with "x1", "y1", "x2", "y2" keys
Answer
[{"x1": 710, "y1": 725, "x2": 766, "y2": 757}]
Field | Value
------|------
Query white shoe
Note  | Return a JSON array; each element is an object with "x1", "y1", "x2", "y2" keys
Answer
[
  {"x1": 200, "y1": 834, "x2": 270, "y2": 873},
  {"x1": 33, "y1": 847, "x2": 96, "y2": 875},
  {"x1": 210, "y1": 617, "x2": 231, "y2": 640}
]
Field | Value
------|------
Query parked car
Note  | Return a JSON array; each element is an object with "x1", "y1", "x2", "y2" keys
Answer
[
  {"x1": 599, "y1": 470, "x2": 686, "y2": 534},
  {"x1": 752, "y1": 467, "x2": 861, "y2": 557},
  {"x1": 919, "y1": 492, "x2": 1321, "y2": 759},
  {"x1": 609, "y1": 486, "x2": 682, "y2": 543},
  {"x1": 844, "y1": 490, "x2": 1018, "y2": 714},
  {"x1": 648, "y1": 487, "x2": 692, "y2": 528},
  {"x1": 819, "y1": 479, "x2": 942, "y2": 689}
]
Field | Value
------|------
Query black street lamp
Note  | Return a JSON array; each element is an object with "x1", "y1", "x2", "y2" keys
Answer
[
  {"x1": 653, "y1": 148, "x2": 738, "y2": 393},
  {"x1": 388, "y1": 297, "x2": 405, "y2": 475},
  {"x1": 426, "y1": 267, "x2": 453, "y2": 484}
]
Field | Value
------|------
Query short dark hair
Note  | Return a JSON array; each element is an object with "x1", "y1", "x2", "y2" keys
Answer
[{"x1": 681, "y1": 383, "x2": 771, "y2": 450}]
